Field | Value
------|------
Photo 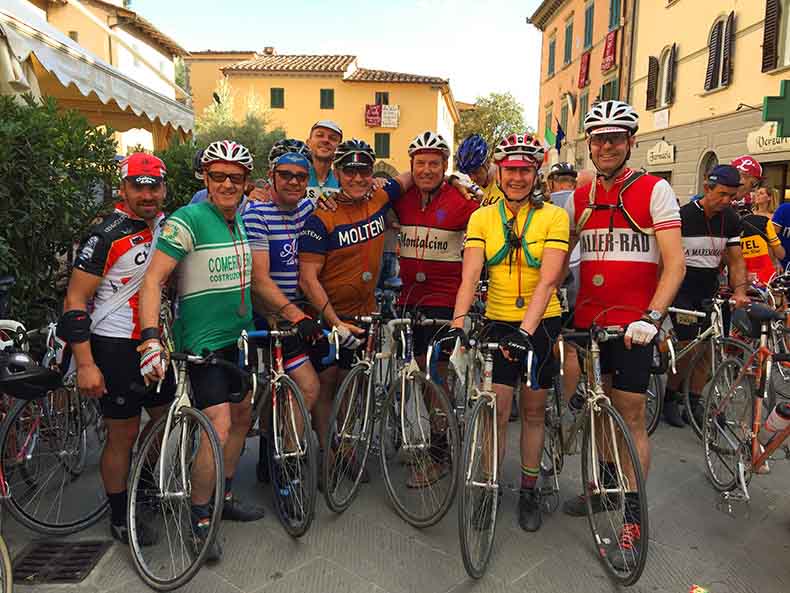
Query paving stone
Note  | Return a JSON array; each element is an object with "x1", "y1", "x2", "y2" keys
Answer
[{"x1": 251, "y1": 557, "x2": 388, "y2": 593}]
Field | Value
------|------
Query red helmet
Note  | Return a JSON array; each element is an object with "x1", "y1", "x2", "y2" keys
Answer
[{"x1": 730, "y1": 155, "x2": 763, "y2": 179}]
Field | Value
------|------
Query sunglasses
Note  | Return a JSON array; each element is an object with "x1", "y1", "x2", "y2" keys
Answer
[
  {"x1": 590, "y1": 133, "x2": 629, "y2": 147},
  {"x1": 275, "y1": 170, "x2": 309, "y2": 184},
  {"x1": 206, "y1": 171, "x2": 247, "y2": 185},
  {"x1": 341, "y1": 166, "x2": 374, "y2": 179}
]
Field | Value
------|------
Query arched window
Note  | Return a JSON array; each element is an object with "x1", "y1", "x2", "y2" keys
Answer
[
  {"x1": 657, "y1": 47, "x2": 672, "y2": 108},
  {"x1": 698, "y1": 151, "x2": 719, "y2": 194},
  {"x1": 704, "y1": 13, "x2": 735, "y2": 91}
]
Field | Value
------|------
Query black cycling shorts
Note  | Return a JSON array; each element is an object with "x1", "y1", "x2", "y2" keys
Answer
[
  {"x1": 574, "y1": 336, "x2": 653, "y2": 394},
  {"x1": 188, "y1": 344, "x2": 245, "y2": 410},
  {"x1": 484, "y1": 317, "x2": 561, "y2": 390},
  {"x1": 252, "y1": 318, "x2": 309, "y2": 373},
  {"x1": 91, "y1": 335, "x2": 175, "y2": 420},
  {"x1": 405, "y1": 306, "x2": 454, "y2": 357},
  {"x1": 309, "y1": 339, "x2": 361, "y2": 373}
]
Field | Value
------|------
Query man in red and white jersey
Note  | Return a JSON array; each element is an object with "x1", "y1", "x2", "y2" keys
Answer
[
  {"x1": 58, "y1": 153, "x2": 174, "y2": 545},
  {"x1": 562, "y1": 101, "x2": 685, "y2": 565}
]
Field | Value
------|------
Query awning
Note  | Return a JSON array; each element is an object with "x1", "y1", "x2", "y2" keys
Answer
[{"x1": 0, "y1": 0, "x2": 193, "y2": 134}]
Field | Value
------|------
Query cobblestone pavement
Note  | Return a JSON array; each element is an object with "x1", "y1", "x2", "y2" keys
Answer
[{"x1": 7, "y1": 419, "x2": 790, "y2": 593}]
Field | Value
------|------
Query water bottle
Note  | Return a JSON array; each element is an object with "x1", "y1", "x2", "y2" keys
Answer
[{"x1": 764, "y1": 402, "x2": 790, "y2": 436}]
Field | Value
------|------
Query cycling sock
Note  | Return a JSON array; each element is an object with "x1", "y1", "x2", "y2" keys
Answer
[
  {"x1": 521, "y1": 465, "x2": 539, "y2": 490},
  {"x1": 600, "y1": 462, "x2": 617, "y2": 489},
  {"x1": 107, "y1": 490, "x2": 128, "y2": 526},
  {"x1": 191, "y1": 503, "x2": 211, "y2": 529},
  {"x1": 224, "y1": 476, "x2": 233, "y2": 500},
  {"x1": 624, "y1": 492, "x2": 641, "y2": 525}
]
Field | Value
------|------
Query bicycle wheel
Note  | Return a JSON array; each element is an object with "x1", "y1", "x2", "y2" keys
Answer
[
  {"x1": 267, "y1": 375, "x2": 318, "y2": 538},
  {"x1": 702, "y1": 357, "x2": 755, "y2": 492},
  {"x1": 540, "y1": 379, "x2": 564, "y2": 478},
  {"x1": 323, "y1": 364, "x2": 374, "y2": 513},
  {"x1": 581, "y1": 402, "x2": 648, "y2": 586},
  {"x1": 645, "y1": 372, "x2": 663, "y2": 437},
  {"x1": 379, "y1": 371, "x2": 459, "y2": 527},
  {"x1": 458, "y1": 396, "x2": 498, "y2": 579},
  {"x1": 684, "y1": 337, "x2": 754, "y2": 439},
  {"x1": 0, "y1": 391, "x2": 107, "y2": 535},
  {"x1": 127, "y1": 407, "x2": 224, "y2": 591},
  {"x1": 0, "y1": 534, "x2": 11, "y2": 593}
]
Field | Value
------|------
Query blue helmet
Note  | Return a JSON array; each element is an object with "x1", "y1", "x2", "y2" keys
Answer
[{"x1": 456, "y1": 134, "x2": 489, "y2": 174}]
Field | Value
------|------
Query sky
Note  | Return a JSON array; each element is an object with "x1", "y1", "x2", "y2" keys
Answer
[{"x1": 130, "y1": 0, "x2": 545, "y2": 128}]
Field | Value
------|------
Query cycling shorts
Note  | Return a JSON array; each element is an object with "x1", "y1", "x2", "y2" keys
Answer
[
  {"x1": 405, "y1": 306, "x2": 454, "y2": 358},
  {"x1": 483, "y1": 317, "x2": 561, "y2": 390},
  {"x1": 309, "y1": 339, "x2": 362, "y2": 373},
  {"x1": 252, "y1": 318, "x2": 309, "y2": 373},
  {"x1": 573, "y1": 336, "x2": 653, "y2": 394},
  {"x1": 91, "y1": 335, "x2": 175, "y2": 420},
  {"x1": 188, "y1": 344, "x2": 245, "y2": 410}
]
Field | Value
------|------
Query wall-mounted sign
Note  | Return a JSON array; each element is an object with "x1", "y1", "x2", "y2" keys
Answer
[
  {"x1": 646, "y1": 140, "x2": 676, "y2": 166},
  {"x1": 381, "y1": 104, "x2": 400, "y2": 128},
  {"x1": 601, "y1": 30, "x2": 617, "y2": 72},
  {"x1": 365, "y1": 104, "x2": 382, "y2": 127},
  {"x1": 654, "y1": 108, "x2": 669, "y2": 130},
  {"x1": 747, "y1": 122, "x2": 790, "y2": 154},
  {"x1": 578, "y1": 51, "x2": 590, "y2": 88}
]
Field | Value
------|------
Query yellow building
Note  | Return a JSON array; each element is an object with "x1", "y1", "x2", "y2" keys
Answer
[
  {"x1": 185, "y1": 49, "x2": 459, "y2": 173},
  {"x1": 628, "y1": 0, "x2": 790, "y2": 200}
]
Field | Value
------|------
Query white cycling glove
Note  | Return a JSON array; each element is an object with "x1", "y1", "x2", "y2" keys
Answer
[
  {"x1": 140, "y1": 341, "x2": 165, "y2": 377},
  {"x1": 624, "y1": 320, "x2": 658, "y2": 346},
  {"x1": 336, "y1": 325, "x2": 364, "y2": 350}
]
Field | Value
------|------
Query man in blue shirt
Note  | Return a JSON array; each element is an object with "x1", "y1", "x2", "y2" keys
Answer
[
  {"x1": 305, "y1": 120, "x2": 342, "y2": 203},
  {"x1": 772, "y1": 201, "x2": 790, "y2": 270}
]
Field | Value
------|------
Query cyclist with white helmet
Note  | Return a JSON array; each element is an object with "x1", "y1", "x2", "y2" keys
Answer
[
  {"x1": 139, "y1": 140, "x2": 266, "y2": 564},
  {"x1": 454, "y1": 134, "x2": 504, "y2": 206},
  {"x1": 441, "y1": 132, "x2": 569, "y2": 533},
  {"x1": 562, "y1": 101, "x2": 685, "y2": 565}
]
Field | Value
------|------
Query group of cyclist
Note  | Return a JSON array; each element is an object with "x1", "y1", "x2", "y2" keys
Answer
[{"x1": 53, "y1": 95, "x2": 788, "y2": 573}]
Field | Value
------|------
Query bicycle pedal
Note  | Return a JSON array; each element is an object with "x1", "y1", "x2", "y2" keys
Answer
[{"x1": 716, "y1": 491, "x2": 750, "y2": 518}]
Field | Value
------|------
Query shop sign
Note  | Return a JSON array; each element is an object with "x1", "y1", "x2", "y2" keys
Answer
[
  {"x1": 747, "y1": 122, "x2": 790, "y2": 154},
  {"x1": 646, "y1": 140, "x2": 675, "y2": 165}
]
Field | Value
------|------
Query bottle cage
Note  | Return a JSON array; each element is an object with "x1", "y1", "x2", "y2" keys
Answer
[
  {"x1": 487, "y1": 200, "x2": 541, "y2": 268},
  {"x1": 574, "y1": 170, "x2": 652, "y2": 236}
]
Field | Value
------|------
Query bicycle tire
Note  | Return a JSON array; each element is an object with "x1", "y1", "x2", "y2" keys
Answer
[
  {"x1": 683, "y1": 337, "x2": 754, "y2": 440},
  {"x1": 379, "y1": 371, "x2": 459, "y2": 528},
  {"x1": 127, "y1": 406, "x2": 224, "y2": 591},
  {"x1": 702, "y1": 357, "x2": 755, "y2": 493},
  {"x1": 267, "y1": 374, "x2": 318, "y2": 538},
  {"x1": 645, "y1": 372, "x2": 663, "y2": 437},
  {"x1": 323, "y1": 364, "x2": 374, "y2": 514},
  {"x1": 0, "y1": 534, "x2": 11, "y2": 593},
  {"x1": 541, "y1": 379, "x2": 565, "y2": 478},
  {"x1": 581, "y1": 402, "x2": 648, "y2": 586},
  {"x1": 458, "y1": 396, "x2": 498, "y2": 579},
  {"x1": 0, "y1": 395, "x2": 107, "y2": 535}
]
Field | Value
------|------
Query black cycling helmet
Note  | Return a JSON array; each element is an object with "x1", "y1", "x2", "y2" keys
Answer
[
  {"x1": 0, "y1": 350, "x2": 61, "y2": 401},
  {"x1": 547, "y1": 162, "x2": 577, "y2": 179},
  {"x1": 193, "y1": 149, "x2": 204, "y2": 181},
  {"x1": 333, "y1": 139, "x2": 376, "y2": 168}
]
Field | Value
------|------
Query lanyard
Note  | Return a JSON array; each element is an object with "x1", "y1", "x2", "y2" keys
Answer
[
  {"x1": 489, "y1": 199, "x2": 540, "y2": 268},
  {"x1": 211, "y1": 205, "x2": 248, "y2": 317}
]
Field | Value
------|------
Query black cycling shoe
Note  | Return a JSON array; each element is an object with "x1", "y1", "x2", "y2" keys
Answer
[
  {"x1": 222, "y1": 496, "x2": 266, "y2": 522},
  {"x1": 663, "y1": 397, "x2": 685, "y2": 428},
  {"x1": 110, "y1": 520, "x2": 158, "y2": 546},
  {"x1": 689, "y1": 394, "x2": 705, "y2": 427},
  {"x1": 193, "y1": 521, "x2": 223, "y2": 564},
  {"x1": 562, "y1": 491, "x2": 620, "y2": 517},
  {"x1": 518, "y1": 488, "x2": 543, "y2": 532}
]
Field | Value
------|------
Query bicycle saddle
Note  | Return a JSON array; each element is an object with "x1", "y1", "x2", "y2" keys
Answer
[
  {"x1": 0, "y1": 350, "x2": 62, "y2": 400},
  {"x1": 745, "y1": 303, "x2": 784, "y2": 323}
]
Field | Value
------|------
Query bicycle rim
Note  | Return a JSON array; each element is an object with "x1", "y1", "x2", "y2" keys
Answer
[
  {"x1": 128, "y1": 408, "x2": 224, "y2": 591},
  {"x1": 0, "y1": 393, "x2": 107, "y2": 535},
  {"x1": 323, "y1": 364, "x2": 373, "y2": 513},
  {"x1": 458, "y1": 396, "x2": 498, "y2": 579},
  {"x1": 581, "y1": 402, "x2": 648, "y2": 586},
  {"x1": 267, "y1": 375, "x2": 318, "y2": 538},
  {"x1": 645, "y1": 373, "x2": 663, "y2": 437},
  {"x1": 379, "y1": 372, "x2": 459, "y2": 528},
  {"x1": 702, "y1": 357, "x2": 754, "y2": 492},
  {"x1": 0, "y1": 535, "x2": 11, "y2": 593}
]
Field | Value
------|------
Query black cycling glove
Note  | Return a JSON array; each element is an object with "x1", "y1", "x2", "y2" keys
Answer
[
  {"x1": 295, "y1": 316, "x2": 322, "y2": 345},
  {"x1": 435, "y1": 327, "x2": 469, "y2": 353}
]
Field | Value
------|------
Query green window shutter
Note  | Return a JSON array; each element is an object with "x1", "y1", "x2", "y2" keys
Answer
[
  {"x1": 564, "y1": 21, "x2": 573, "y2": 64},
  {"x1": 375, "y1": 92, "x2": 389, "y2": 105},
  {"x1": 584, "y1": 3, "x2": 594, "y2": 49},
  {"x1": 578, "y1": 92, "x2": 589, "y2": 134},
  {"x1": 270, "y1": 87, "x2": 284, "y2": 109},
  {"x1": 561, "y1": 103, "x2": 569, "y2": 132},
  {"x1": 609, "y1": 0, "x2": 621, "y2": 30},
  {"x1": 548, "y1": 39, "x2": 556, "y2": 76},
  {"x1": 320, "y1": 88, "x2": 335, "y2": 109},
  {"x1": 374, "y1": 133, "x2": 390, "y2": 158}
]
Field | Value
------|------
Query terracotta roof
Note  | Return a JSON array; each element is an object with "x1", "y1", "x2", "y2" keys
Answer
[
  {"x1": 224, "y1": 55, "x2": 356, "y2": 73},
  {"x1": 189, "y1": 50, "x2": 258, "y2": 55},
  {"x1": 345, "y1": 68, "x2": 447, "y2": 85}
]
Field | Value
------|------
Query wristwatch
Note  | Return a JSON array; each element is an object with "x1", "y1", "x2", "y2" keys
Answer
[{"x1": 643, "y1": 309, "x2": 663, "y2": 326}]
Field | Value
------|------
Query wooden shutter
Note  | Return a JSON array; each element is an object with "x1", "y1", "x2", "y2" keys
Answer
[
  {"x1": 763, "y1": 0, "x2": 781, "y2": 72},
  {"x1": 704, "y1": 21, "x2": 722, "y2": 91},
  {"x1": 721, "y1": 11, "x2": 735, "y2": 86},
  {"x1": 646, "y1": 56, "x2": 659, "y2": 110},
  {"x1": 666, "y1": 43, "x2": 677, "y2": 105}
]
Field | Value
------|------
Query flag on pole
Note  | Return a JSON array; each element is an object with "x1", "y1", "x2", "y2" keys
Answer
[
  {"x1": 555, "y1": 118, "x2": 566, "y2": 152},
  {"x1": 544, "y1": 125, "x2": 556, "y2": 149}
]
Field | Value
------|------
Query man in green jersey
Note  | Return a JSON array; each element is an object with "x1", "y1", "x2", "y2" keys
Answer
[{"x1": 139, "y1": 140, "x2": 264, "y2": 563}]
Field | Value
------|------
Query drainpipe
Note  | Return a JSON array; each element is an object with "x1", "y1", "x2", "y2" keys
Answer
[{"x1": 625, "y1": 0, "x2": 638, "y2": 105}]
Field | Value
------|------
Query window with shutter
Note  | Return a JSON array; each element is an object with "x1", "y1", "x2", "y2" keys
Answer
[
  {"x1": 561, "y1": 103, "x2": 569, "y2": 133},
  {"x1": 548, "y1": 36, "x2": 556, "y2": 76},
  {"x1": 763, "y1": 0, "x2": 781, "y2": 72},
  {"x1": 778, "y1": 0, "x2": 790, "y2": 68},
  {"x1": 721, "y1": 11, "x2": 735, "y2": 87},
  {"x1": 666, "y1": 44, "x2": 677, "y2": 105},
  {"x1": 609, "y1": 0, "x2": 621, "y2": 30},
  {"x1": 564, "y1": 19, "x2": 573, "y2": 65},
  {"x1": 544, "y1": 104, "x2": 553, "y2": 139},
  {"x1": 578, "y1": 91, "x2": 589, "y2": 134},
  {"x1": 584, "y1": 1, "x2": 594, "y2": 49},
  {"x1": 704, "y1": 20, "x2": 723, "y2": 91},
  {"x1": 646, "y1": 56, "x2": 659, "y2": 110}
]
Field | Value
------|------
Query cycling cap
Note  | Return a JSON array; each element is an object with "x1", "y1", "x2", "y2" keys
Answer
[
  {"x1": 707, "y1": 164, "x2": 742, "y2": 188},
  {"x1": 201, "y1": 140, "x2": 254, "y2": 172},
  {"x1": 193, "y1": 149, "x2": 204, "y2": 180},
  {"x1": 408, "y1": 131, "x2": 451, "y2": 158},
  {"x1": 730, "y1": 155, "x2": 763, "y2": 179},
  {"x1": 334, "y1": 139, "x2": 376, "y2": 168},
  {"x1": 120, "y1": 153, "x2": 166, "y2": 185},
  {"x1": 493, "y1": 133, "x2": 544, "y2": 167},
  {"x1": 456, "y1": 134, "x2": 489, "y2": 174},
  {"x1": 583, "y1": 100, "x2": 639, "y2": 135},
  {"x1": 273, "y1": 152, "x2": 311, "y2": 170},
  {"x1": 311, "y1": 119, "x2": 343, "y2": 138},
  {"x1": 548, "y1": 162, "x2": 577, "y2": 179},
  {"x1": 268, "y1": 139, "x2": 314, "y2": 168}
]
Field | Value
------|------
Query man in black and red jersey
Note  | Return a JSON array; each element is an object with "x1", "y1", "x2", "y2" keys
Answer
[
  {"x1": 562, "y1": 101, "x2": 686, "y2": 564},
  {"x1": 58, "y1": 153, "x2": 174, "y2": 545}
]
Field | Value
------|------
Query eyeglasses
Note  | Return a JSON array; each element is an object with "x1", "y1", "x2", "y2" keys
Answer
[
  {"x1": 206, "y1": 171, "x2": 247, "y2": 185},
  {"x1": 590, "y1": 133, "x2": 629, "y2": 147},
  {"x1": 275, "y1": 170, "x2": 309, "y2": 184},
  {"x1": 341, "y1": 166, "x2": 374, "y2": 179}
]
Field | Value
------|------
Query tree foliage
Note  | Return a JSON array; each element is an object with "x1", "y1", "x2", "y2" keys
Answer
[
  {"x1": 0, "y1": 95, "x2": 118, "y2": 324},
  {"x1": 454, "y1": 92, "x2": 529, "y2": 150}
]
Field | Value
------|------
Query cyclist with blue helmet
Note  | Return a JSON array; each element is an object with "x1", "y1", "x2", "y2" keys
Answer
[{"x1": 454, "y1": 134, "x2": 504, "y2": 206}]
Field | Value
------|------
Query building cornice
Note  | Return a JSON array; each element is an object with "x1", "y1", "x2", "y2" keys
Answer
[{"x1": 528, "y1": 0, "x2": 570, "y2": 31}]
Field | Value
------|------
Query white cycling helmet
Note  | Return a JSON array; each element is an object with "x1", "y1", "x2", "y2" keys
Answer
[
  {"x1": 201, "y1": 140, "x2": 254, "y2": 171},
  {"x1": 583, "y1": 100, "x2": 639, "y2": 136},
  {"x1": 492, "y1": 133, "x2": 545, "y2": 167},
  {"x1": 408, "y1": 131, "x2": 451, "y2": 158}
]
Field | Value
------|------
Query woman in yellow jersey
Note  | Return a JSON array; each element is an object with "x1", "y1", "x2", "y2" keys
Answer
[
  {"x1": 741, "y1": 187, "x2": 785, "y2": 284},
  {"x1": 442, "y1": 133, "x2": 569, "y2": 533}
]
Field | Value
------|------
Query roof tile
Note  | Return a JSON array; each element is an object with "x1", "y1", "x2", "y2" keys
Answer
[
  {"x1": 345, "y1": 68, "x2": 447, "y2": 84},
  {"x1": 224, "y1": 55, "x2": 356, "y2": 73}
]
